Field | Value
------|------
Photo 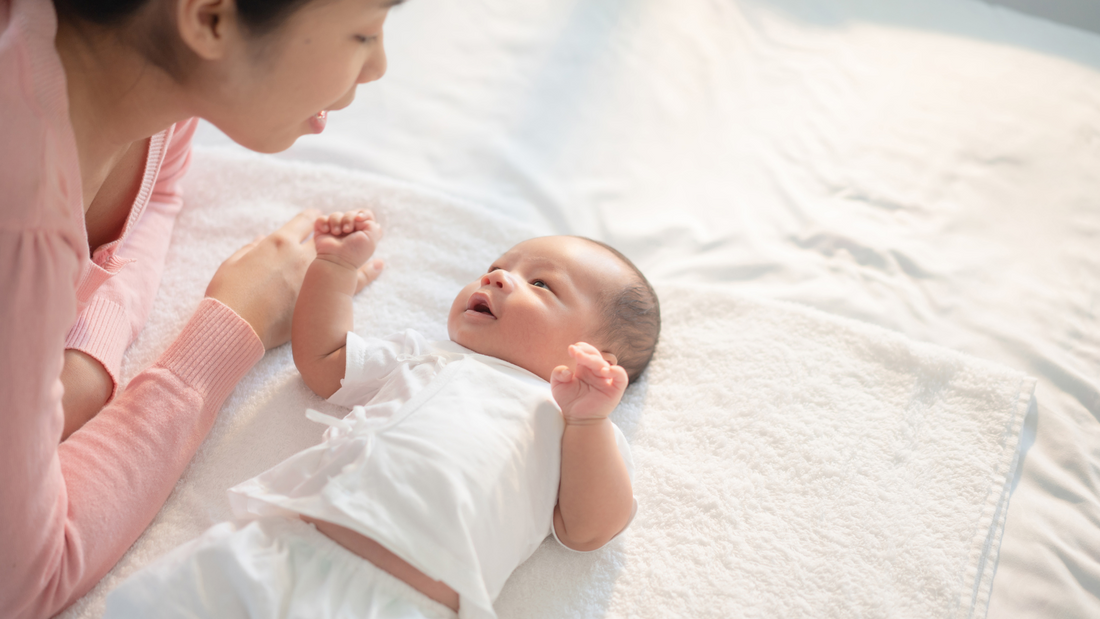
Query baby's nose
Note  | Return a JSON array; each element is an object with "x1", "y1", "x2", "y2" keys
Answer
[{"x1": 483, "y1": 269, "x2": 517, "y2": 291}]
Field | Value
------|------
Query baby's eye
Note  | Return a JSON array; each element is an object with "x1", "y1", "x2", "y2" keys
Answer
[{"x1": 531, "y1": 280, "x2": 550, "y2": 289}]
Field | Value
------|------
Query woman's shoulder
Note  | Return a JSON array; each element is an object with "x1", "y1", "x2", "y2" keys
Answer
[
  {"x1": 0, "y1": 0, "x2": 81, "y2": 228},
  {"x1": 1, "y1": 0, "x2": 67, "y2": 107}
]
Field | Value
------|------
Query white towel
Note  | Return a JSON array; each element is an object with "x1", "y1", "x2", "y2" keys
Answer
[
  {"x1": 497, "y1": 285, "x2": 1034, "y2": 619},
  {"x1": 60, "y1": 150, "x2": 1034, "y2": 619}
]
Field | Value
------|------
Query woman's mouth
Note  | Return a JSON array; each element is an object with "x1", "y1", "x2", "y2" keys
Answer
[{"x1": 308, "y1": 110, "x2": 328, "y2": 134}]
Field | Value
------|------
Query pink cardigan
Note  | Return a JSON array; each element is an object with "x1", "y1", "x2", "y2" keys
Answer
[{"x1": 0, "y1": 1, "x2": 265, "y2": 618}]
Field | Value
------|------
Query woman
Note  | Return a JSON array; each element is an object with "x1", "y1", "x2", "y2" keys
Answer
[{"x1": 0, "y1": 0, "x2": 399, "y2": 617}]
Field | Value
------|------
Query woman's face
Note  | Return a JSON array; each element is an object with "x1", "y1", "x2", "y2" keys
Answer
[{"x1": 193, "y1": 0, "x2": 400, "y2": 153}]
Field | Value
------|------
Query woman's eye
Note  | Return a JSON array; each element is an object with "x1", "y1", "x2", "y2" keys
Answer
[
  {"x1": 354, "y1": 34, "x2": 378, "y2": 44},
  {"x1": 531, "y1": 280, "x2": 549, "y2": 289}
]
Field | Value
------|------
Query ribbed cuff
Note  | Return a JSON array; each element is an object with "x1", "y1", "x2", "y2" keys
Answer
[
  {"x1": 64, "y1": 297, "x2": 129, "y2": 401},
  {"x1": 156, "y1": 298, "x2": 265, "y2": 406}
]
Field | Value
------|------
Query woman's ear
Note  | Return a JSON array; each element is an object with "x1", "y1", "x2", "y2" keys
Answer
[
  {"x1": 601, "y1": 351, "x2": 618, "y2": 367},
  {"x1": 177, "y1": 0, "x2": 238, "y2": 60}
]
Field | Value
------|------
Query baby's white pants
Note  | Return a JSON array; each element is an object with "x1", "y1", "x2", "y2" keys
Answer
[{"x1": 103, "y1": 516, "x2": 458, "y2": 619}]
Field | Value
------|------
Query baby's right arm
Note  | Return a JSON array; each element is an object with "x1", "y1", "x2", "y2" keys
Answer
[{"x1": 292, "y1": 211, "x2": 383, "y2": 399}]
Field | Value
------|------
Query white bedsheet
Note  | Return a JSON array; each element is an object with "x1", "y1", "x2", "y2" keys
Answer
[
  {"x1": 63, "y1": 150, "x2": 1035, "y2": 619},
  {"x1": 62, "y1": 0, "x2": 1099, "y2": 617}
]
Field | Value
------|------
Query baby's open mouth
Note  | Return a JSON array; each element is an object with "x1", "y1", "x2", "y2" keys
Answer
[{"x1": 467, "y1": 294, "x2": 495, "y2": 317}]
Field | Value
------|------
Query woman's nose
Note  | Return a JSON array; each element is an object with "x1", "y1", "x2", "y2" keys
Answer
[
  {"x1": 358, "y1": 33, "x2": 388, "y2": 84},
  {"x1": 482, "y1": 270, "x2": 516, "y2": 292}
]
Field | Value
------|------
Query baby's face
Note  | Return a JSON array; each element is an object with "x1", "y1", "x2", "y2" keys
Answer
[{"x1": 448, "y1": 236, "x2": 630, "y2": 381}]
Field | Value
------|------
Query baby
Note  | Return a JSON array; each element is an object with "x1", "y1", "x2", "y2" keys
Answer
[{"x1": 105, "y1": 210, "x2": 660, "y2": 619}]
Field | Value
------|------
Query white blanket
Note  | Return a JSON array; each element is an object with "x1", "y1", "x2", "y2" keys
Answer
[{"x1": 61, "y1": 150, "x2": 1035, "y2": 619}]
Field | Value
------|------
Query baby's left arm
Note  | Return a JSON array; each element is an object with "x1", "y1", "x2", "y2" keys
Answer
[{"x1": 551, "y1": 343, "x2": 635, "y2": 551}]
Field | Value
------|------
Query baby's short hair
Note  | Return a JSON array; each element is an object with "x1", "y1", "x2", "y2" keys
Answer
[{"x1": 578, "y1": 238, "x2": 661, "y2": 384}]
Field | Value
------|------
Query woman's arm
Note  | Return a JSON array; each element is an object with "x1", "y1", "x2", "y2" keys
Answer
[
  {"x1": 292, "y1": 211, "x2": 383, "y2": 399},
  {"x1": 0, "y1": 220, "x2": 263, "y2": 619},
  {"x1": 60, "y1": 120, "x2": 198, "y2": 440},
  {"x1": 551, "y1": 343, "x2": 635, "y2": 551},
  {"x1": 1, "y1": 209, "x2": 330, "y2": 619}
]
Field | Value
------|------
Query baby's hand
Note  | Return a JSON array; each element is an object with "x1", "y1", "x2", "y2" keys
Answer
[
  {"x1": 551, "y1": 342, "x2": 628, "y2": 425},
  {"x1": 314, "y1": 210, "x2": 382, "y2": 272}
]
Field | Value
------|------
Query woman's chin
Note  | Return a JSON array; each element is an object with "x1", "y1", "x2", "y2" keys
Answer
[{"x1": 219, "y1": 125, "x2": 307, "y2": 155}]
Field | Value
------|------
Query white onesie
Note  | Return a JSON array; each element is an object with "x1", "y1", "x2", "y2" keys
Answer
[{"x1": 228, "y1": 330, "x2": 636, "y2": 619}]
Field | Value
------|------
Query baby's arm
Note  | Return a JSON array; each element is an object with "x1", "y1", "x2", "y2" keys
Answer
[
  {"x1": 551, "y1": 343, "x2": 635, "y2": 551},
  {"x1": 292, "y1": 211, "x2": 383, "y2": 399}
]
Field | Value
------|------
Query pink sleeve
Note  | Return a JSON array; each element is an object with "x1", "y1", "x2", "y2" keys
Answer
[
  {"x1": 0, "y1": 118, "x2": 264, "y2": 619},
  {"x1": 63, "y1": 118, "x2": 199, "y2": 397},
  {"x1": 0, "y1": 241, "x2": 264, "y2": 619}
]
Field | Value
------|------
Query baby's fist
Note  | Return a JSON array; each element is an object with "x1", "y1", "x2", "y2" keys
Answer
[
  {"x1": 314, "y1": 210, "x2": 381, "y2": 269},
  {"x1": 551, "y1": 342, "x2": 628, "y2": 425}
]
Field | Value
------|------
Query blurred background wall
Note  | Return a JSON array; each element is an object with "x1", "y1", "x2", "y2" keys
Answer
[{"x1": 987, "y1": 0, "x2": 1100, "y2": 34}]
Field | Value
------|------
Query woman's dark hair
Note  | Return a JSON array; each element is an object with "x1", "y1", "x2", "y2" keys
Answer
[
  {"x1": 577, "y1": 238, "x2": 661, "y2": 385},
  {"x1": 53, "y1": 0, "x2": 316, "y2": 77},
  {"x1": 53, "y1": 0, "x2": 314, "y2": 34}
]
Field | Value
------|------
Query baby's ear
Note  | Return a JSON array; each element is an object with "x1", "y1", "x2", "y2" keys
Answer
[{"x1": 601, "y1": 351, "x2": 618, "y2": 366}]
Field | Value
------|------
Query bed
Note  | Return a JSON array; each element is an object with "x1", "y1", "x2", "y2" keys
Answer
[{"x1": 60, "y1": 0, "x2": 1099, "y2": 617}]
